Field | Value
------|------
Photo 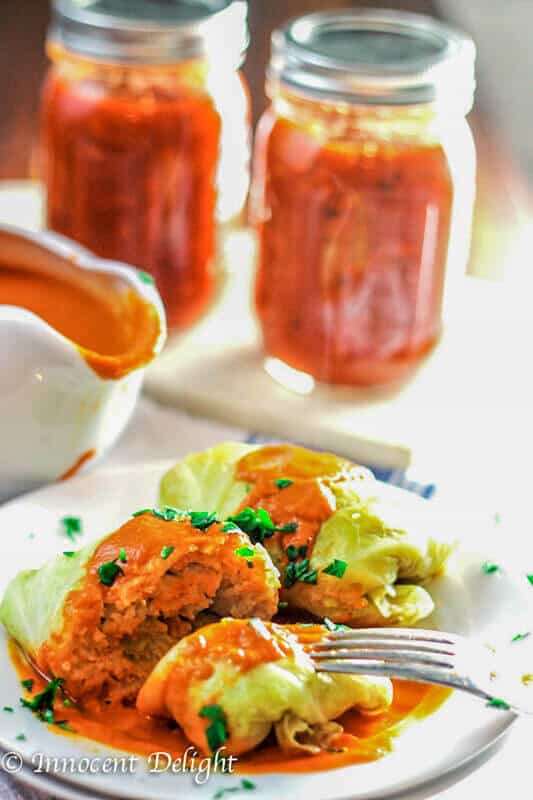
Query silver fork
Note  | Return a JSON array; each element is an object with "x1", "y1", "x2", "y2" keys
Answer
[{"x1": 311, "y1": 627, "x2": 530, "y2": 714}]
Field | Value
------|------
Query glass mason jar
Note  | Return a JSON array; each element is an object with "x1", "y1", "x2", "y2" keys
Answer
[
  {"x1": 41, "y1": 0, "x2": 250, "y2": 331},
  {"x1": 252, "y1": 10, "x2": 476, "y2": 387}
]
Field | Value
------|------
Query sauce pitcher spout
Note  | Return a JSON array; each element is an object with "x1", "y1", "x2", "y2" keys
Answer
[{"x1": 0, "y1": 225, "x2": 166, "y2": 502}]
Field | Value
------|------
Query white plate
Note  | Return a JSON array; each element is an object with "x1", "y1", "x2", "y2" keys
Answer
[{"x1": 0, "y1": 461, "x2": 532, "y2": 800}]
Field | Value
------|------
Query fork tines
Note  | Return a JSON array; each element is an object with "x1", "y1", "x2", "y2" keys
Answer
[
  {"x1": 327, "y1": 627, "x2": 459, "y2": 645},
  {"x1": 310, "y1": 627, "x2": 459, "y2": 679}
]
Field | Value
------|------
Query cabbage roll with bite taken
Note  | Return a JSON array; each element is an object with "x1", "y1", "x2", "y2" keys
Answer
[
  {"x1": 0, "y1": 511, "x2": 279, "y2": 703},
  {"x1": 137, "y1": 618, "x2": 392, "y2": 756},
  {"x1": 160, "y1": 443, "x2": 453, "y2": 626}
]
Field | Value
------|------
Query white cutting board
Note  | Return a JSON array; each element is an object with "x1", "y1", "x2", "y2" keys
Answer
[{"x1": 0, "y1": 181, "x2": 531, "y2": 483}]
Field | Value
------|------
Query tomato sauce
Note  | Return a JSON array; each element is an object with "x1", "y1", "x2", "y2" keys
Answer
[
  {"x1": 254, "y1": 112, "x2": 454, "y2": 386},
  {"x1": 234, "y1": 445, "x2": 368, "y2": 614},
  {"x1": 236, "y1": 446, "x2": 338, "y2": 561},
  {"x1": 163, "y1": 619, "x2": 294, "y2": 691},
  {"x1": 41, "y1": 52, "x2": 222, "y2": 331},
  {"x1": 0, "y1": 264, "x2": 160, "y2": 380},
  {"x1": 10, "y1": 640, "x2": 450, "y2": 774}
]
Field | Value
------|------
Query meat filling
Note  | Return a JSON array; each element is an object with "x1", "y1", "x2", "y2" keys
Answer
[{"x1": 38, "y1": 515, "x2": 279, "y2": 704}]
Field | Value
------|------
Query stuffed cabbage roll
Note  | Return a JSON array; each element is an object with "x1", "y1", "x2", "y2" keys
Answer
[
  {"x1": 160, "y1": 443, "x2": 453, "y2": 626},
  {"x1": 137, "y1": 618, "x2": 392, "y2": 756},
  {"x1": 0, "y1": 511, "x2": 279, "y2": 703}
]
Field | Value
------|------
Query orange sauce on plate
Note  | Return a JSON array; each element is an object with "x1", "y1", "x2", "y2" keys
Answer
[{"x1": 10, "y1": 641, "x2": 450, "y2": 775}]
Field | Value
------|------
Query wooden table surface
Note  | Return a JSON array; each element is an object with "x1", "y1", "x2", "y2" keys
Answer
[{"x1": 0, "y1": 0, "x2": 530, "y2": 280}]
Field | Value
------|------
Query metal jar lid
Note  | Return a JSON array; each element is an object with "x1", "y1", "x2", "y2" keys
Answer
[
  {"x1": 49, "y1": 0, "x2": 249, "y2": 65},
  {"x1": 269, "y1": 9, "x2": 476, "y2": 110}
]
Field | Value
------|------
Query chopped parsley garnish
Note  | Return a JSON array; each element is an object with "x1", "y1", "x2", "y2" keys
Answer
[
  {"x1": 275, "y1": 479, "x2": 293, "y2": 490},
  {"x1": 323, "y1": 618, "x2": 349, "y2": 632},
  {"x1": 137, "y1": 270, "x2": 155, "y2": 285},
  {"x1": 286, "y1": 545, "x2": 307, "y2": 562},
  {"x1": 278, "y1": 601, "x2": 289, "y2": 609},
  {"x1": 133, "y1": 506, "x2": 186, "y2": 522},
  {"x1": 133, "y1": 506, "x2": 218, "y2": 529},
  {"x1": 213, "y1": 780, "x2": 257, "y2": 799},
  {"x1": 279, "y1": 522, "x2": 298, "y2": 533},
  {"x1": 161, "y1": 546, "x2": 176, "y2": 560},
  {"x1": 39, "y1": 708, "x2": 55, "y2": 725},
  {"x1": 283, "y1": 542, "x2": 318, "y2": 587},
  {"x1": 63, "y1": 698, "x2": 74, "y2": 707},
  {"x1": 17, "y1": 678, "x2": 75, "y2": 741},
  {"x1": 60, "y1": 516, "x2": 82, "y2": 542},
  {"x1": 482, "y1": 561, "x2": 500, "y2": 575},
  {"x1": 3, "y1": 706, "x2": 13, "y2": 712},
  {"x1": 119, "y1": 548, "x2": 127, "y2": 564},
  {"x1": 20, "y1": 677, "x2": 71, "y2": 729},
  {"x1": 284, "y1": 558, "x2": 318, "y2": 588},
  {"x1": 235, "y1": 547, "x2": 255, "y2": 558},
  {"x1": 56, "y1": 720, "x2": 76, "y2": 732},
  {"x1": 322, "y1": 559, "x2": 347, "y2": 579},
  {"x1": 283, "y1": 562, "x2": 297, "y2": 588},
  {"x1": 21, "y1": 679, "x2": 33, "y2": 692},
  {"x1": 225, "y1": 507, "x2": 297, "y2": 545},
  {"x1": 132, "y1": 507, "x2": 155, "y2": 518},
  {"x1": 97, "y1": 559, "x2": 124, "y2": 587},
  {"x1": 486, "y1": 697, "x2": 511, "y2": 710},
  {"x1": 189, "y1": 511, "x2": 219, "y2": 531},
  {"x1": 199, "y1": 704, "x2": 229, "y2": 753},
  {"x1": 63, "y1": 551, "x2": 76, "y2": 558},
  {"x1": 226, "y1": 508, "x2": 271, "y2": 541},
  {"x1": 512, "y1": 632, "x2": 530, "y2": 643},
  {"x1": 15, "y1": 733, "x2": 26, "y2": 741}
]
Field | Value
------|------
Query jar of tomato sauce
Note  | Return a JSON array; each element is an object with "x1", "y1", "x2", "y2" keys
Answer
[
  {"x1": 41, "y1": 0, "x2": 250, "y2": 330},
  {"x1": 252, "y1": 10, "x2": 476, "y2": 387}
]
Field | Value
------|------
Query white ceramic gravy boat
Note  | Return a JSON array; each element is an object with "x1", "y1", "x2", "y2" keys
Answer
[{"x1": 0, "y1": 224, "x2": 167, "y2": 502}]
